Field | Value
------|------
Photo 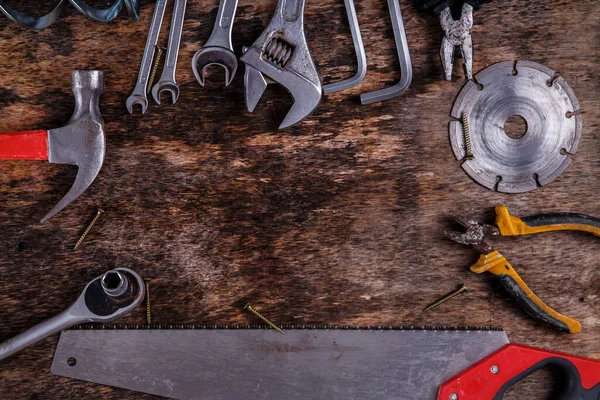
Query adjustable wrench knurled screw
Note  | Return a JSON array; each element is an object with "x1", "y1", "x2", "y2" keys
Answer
[{"x1": 0, "y1": 268, "x2": 145, "y2": 362}]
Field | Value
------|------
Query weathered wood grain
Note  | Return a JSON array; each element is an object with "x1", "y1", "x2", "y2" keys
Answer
[{"x1": 0, "y1": 0, "x2": 599, "y2": 398}]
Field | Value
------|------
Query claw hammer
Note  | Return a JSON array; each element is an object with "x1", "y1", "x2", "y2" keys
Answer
[{"x1": 0, "y1": 70, "x2": 105, "y2": 223}]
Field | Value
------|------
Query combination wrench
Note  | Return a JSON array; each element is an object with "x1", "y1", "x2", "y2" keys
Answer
[
  {"x1": 192, "y1": 0, "x2": 239, "y2": 87},
  {"x1": 0, "y1": 268, "x2": 145, "y2": 362},
  {"x1": 126, "y1": 0, "x2": 168, "y2": 114},
  {"x1": 152, "y1": 0, "x2": 187, "y2": 105}
]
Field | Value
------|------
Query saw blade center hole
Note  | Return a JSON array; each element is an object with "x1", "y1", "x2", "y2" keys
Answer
[{"x1": 503, "y1": 115, "x2": 528, "y2": 139}]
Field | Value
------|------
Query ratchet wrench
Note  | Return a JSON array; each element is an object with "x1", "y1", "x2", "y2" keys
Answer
[
  {"x1": 0, "y1": 268, "x2": 144, "y2": 361},
  {"x1": 126, "y1": 0, "x2": 168, "y2": 114},
  {"x1": 192, "y1": 0, "x2": 239, "y2": 87},
  {"x1": 152, "y1": 0, "x2": 187, "y2": 104}
]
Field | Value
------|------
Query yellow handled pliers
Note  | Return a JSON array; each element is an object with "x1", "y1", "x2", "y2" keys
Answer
[{"x1": 445, "y1": 205, "x2": 600, "y2": 334}]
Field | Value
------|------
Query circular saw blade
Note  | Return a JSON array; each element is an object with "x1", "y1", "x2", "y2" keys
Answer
[{"x1": 449, "y1": 60, "x2": 582, "y2": 193}]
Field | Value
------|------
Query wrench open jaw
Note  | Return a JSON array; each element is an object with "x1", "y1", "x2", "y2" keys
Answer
[
  {"x1": 192, "y1": 47, "x2": 238, "y2": 87},
  {"x1": 125, "y1": 93, "x2": 149, "y2": 114},
  {"x1": 151, "y1": 80, "x2": 180, "y2": 105},
  {"x1": 191, "y1": 0, "x2": 239, "y2": 87},
  {"x1": 239, "y1": 0, "x2": 321, "y2": 130}
]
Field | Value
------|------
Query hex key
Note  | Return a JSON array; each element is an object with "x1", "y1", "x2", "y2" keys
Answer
[
  {"x1": 360, "y1": 0, "x2": 412, "y2": 105},
  {"x1": 322, "y1": 0, "x2": 367, "y2": 94}
]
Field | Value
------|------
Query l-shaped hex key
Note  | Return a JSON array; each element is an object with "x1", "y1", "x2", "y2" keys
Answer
[{"x1": 360, "y1": 0, "x2": 412, "y2": 105}]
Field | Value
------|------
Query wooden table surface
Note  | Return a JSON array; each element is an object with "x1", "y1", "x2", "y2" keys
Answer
[{"x1": 1, "y1": 0, "x2": 599, "y2": 398}]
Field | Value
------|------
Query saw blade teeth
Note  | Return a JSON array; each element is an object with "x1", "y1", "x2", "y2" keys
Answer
[{"x1": 70, "y1": 324, "x2": 504, "y2": 331}]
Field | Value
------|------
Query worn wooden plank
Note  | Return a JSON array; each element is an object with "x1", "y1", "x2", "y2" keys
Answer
[{"x1": 0, "y1": 0, "x2": 599, "y2": 398}]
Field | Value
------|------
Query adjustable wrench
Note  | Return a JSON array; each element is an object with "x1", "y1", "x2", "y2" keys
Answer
[
  {"x1": 152, "y1": 0, "x2": 187, "y2": 104},
  {"x1": 192, "y1": 0, "x2": 239, "y2": 86},
  {"x1": 0, "y1": 268, "x2": 144, "y2": 361},
  {"x1": 240, "y1": 0, "x2": 321, "y2": 129},
  {"x1": 126, "y1": 0, "x2": 168, "y2": 114}
]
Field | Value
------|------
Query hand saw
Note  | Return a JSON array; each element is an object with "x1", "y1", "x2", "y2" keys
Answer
[{"x1": 50, "y1": 325, "x2": 600, "y2": 400}]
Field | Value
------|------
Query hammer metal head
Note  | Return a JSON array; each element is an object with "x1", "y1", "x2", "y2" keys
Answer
[{"x1": 43, "y1": 70, "x2": 105, "y2": 222}]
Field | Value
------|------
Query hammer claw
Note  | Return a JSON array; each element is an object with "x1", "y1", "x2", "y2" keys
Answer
[{"x1": 1, "y1": 70, "x2": 105, "y2": 222}]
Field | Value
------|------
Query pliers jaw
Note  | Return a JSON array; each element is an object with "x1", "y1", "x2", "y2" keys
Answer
[
  {"x1": 444, "y1": 214, "x2": 499, "y2": 253},
  {"x1": 438, "y1": 3, "x2": 474, "y2": 80}
]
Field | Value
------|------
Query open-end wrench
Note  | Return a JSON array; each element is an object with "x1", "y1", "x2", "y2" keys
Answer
[
  {"x1": 359, "y1": 0, "x2": 412, "y2": 105},
  {"x1": 192, "y1": 0, "x2": 239, "y2": 87},
  {"x1": 152, "y1": 0, "x2": 187, "y2": 104},
  {"x1": 126, "y1": 0, "x2": 168, "y2": 114},
  {"x1": 0, "y1": 268, "x2": 145, "y2": 362}
]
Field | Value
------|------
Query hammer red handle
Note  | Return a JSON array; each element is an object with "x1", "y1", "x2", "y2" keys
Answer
[
  {"x1": 0, "y1": 130, "x2": 49, "y2": 160},
  {"x1": 438, "y1": 343, "x2": 600, "y2": 399}
]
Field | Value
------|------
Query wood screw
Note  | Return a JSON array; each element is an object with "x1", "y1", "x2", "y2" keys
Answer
[
  {"x1": 244, "y1": 303, "x2": 284, "y2": 334},
  {"x1": 424, "y1": 283, "x2": 468, "y2": 312},
  {"x1": 74, "y1": 209, "x2": 104, "y2": 250}
]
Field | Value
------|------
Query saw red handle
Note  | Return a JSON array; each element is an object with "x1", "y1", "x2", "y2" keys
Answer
[
  {"x1": 0, "y1": 130, "x2": 49, "y2": 160},
  {"x1": 438, "y1": 343, "x2": 600, "y2": 399}
]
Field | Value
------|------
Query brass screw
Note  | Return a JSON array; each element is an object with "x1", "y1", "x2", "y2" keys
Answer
[
  {"x1": 424, "y1": 283, "x2": 468, "y2": 312},
  {"x1": 74, "y1": 209, "x2": 104, "y2": 250},
  {"x1": 144, "y1": 279, "x2": 152, "y2": 325},
  {"x1": 461, "y1": 112, "x2": 474, "y2": 160},
  {"x1": 244, "y1": 303, "x2": 285, "y2": 334},
  {"x1": 147, "y1": 46, "x2": 164, "y2": 94}
]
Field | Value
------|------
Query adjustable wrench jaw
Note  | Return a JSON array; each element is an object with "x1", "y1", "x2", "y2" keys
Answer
[{"x1": 240, "y1": 0, "x2": 322, "y2": 129}]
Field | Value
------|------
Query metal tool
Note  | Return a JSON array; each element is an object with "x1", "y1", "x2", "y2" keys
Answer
[
  {"x1": 423, "y1": 283, "x2": 467, "y2": 312},
  {"x1": 244, "y1": 303, "x2": 284, "y2": 334},
  {"x1": 52, "y1": 327, "x2": 508, "y2": 399},
  {"x1": 0, "y1": 0, "x2": 139, "y2": 30},
  {"x1": 240, "y1": 0, "x2": 321, "y2": 129},
  {"x1": 422, "y1": 0, "x2": 491, "y2": 80},
  {"x1": 74, "y1": 208, "x2": 104, "y2": 249},
  {"x1": 444, "y1": 205, "x2": 600, "y2": 333},
  {"x1": 449, "y1": 60, "x2": 582, "y2": 193},
  {"x1": 0, "y1": 268, "x2": 144, "y2": 362},
  {"x1": 126, "y1": 0, "x2": 169, "y2": 114},
  {"x1": 0, "y1": 70, "x2": 105, "y2": 222},
  {"x1": 152, "y1": 0, "x2": 187, "y2": 105},
  {"x1": 192, "y1": 0, "x2": 239, "y2": 87},
  {"x1": 322, "y1": 0, "x2": 366, "y2": 94},
  {"x1": 359, "y1": 0, "x2": 412, "y2": 105}
]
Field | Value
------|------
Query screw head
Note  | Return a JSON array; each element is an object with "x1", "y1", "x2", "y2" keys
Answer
[
  {"x1": 450, "y1": 394, "x2": 459, "y2": 400},
  {"x1": 490, "y1": 365, "x2": 499, "y2": 374}
]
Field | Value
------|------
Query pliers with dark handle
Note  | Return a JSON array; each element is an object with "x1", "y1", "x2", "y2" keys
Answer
[{"x1": 445, "y1": 205, "x2": 600, "y2": 334}]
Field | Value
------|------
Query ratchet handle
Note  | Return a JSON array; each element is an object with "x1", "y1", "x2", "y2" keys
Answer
[
  {"x1": 0, "y1": 311, "x2": 80, "y2": 361},
  {"x1": 495, "y1": 205, "x2": 600, "y2": 237},
  {"x1": 471, "y1": 251, "x2": 582, "y2": 334},
  {"x1": 438, "y1": 344, "x2": 600, "y2": 400},
  {"x1": 0, "y1": 130, "x2": 48, "y2": 160}
]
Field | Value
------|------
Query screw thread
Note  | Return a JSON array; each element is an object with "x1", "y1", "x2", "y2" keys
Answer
[
  {"x1": 424, "y1": 284, "x2": 468, "y2": 312},
  {"x1": 147, "y1": 46, "x2": 164, "y2": 94},
  {"x1": 244, "y1": 304, "x2": 284, "y2": 334},
  {"x1": 145, "y1": 279, "x2": 152, "y2": 325},
  {"x1": 461, "y1": 112, "x2": 474, "y2": 160},
  {"x1": 74, "y1": 209, "x2": 104, "y2": 250}
]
